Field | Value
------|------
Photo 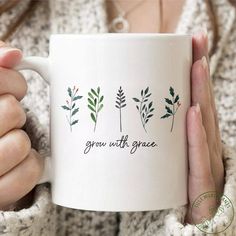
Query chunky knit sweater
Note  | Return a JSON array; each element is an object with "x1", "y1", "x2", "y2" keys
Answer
[{"x1": 0, "y1": 0, "x2": 236, "y2": 235}]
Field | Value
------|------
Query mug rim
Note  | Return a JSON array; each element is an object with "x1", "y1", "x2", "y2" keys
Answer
[{"x1": 50, "y1": 33, "x2": 191, "y2": 40}]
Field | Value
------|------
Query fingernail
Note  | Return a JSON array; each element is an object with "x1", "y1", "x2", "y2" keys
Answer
[
  {"x1": 201, "y1": 56, "x2": 208, "y2": 70},
  {"x1": 201, "y1": 25, "x2": 208, "y2": 37},
  {"x1": 195, "y1": 103, "x2": 200, "y2": 113},
  {"x1": 0, "y1": 47, "x2": 21, "y2": 56}
]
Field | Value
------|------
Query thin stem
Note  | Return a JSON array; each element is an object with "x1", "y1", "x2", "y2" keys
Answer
[
  {"x1": 139, "y1": 96, "x2": 147, "y2": 133},
  {"x1": 119, "y1": 106, "x2": 122, "y2": 132},
  {"x1": 171, "y1": 114, "x2": 175, "y2": 132},
  {"x1": 94, "y1": 93, "x2": 99, "y2": 132},
  {"x1": 170, "y1": 98, "x2": 175, "y2": 132},
  {"x1": 69, "y1": 94, "x2": 73, "y2": 132},
  {"x1": 174, "y1": 105, "x2": 180, "y2": 115}
]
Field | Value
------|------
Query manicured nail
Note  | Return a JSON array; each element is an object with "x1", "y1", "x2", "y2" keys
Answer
[
  {"x1": 201, "y1": 56, "x2": 208, "y2": 70},
  {"x1": 201, "y1": 26, "x2": 208, "y2": 38},
  {"x1": 0, "y1": 47, "x2": 21, "y2": 56},
  {"x1": 195, "y1": 103, "x2": 200, "y2": 113},
  {"x1": 193, "y1": 27, "x2": 207, "y2": 37},
  {"x1": 194, "y1": 103, "x2": 202, "y2": 122}
]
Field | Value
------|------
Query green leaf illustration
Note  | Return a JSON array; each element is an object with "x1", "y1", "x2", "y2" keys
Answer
[
  {"x1": 98, "y1": 104, "x2": 103, "y2": 112},
  {"x1": 144, "y1": 87, "x2": 149, "y2": 95},
  {"x1": 174, "y1": 95, "x2": 179, "y2": 103},
  {"x1": 133, "y1": 87, "x2": 154, "y2": 132},
  {"x1": 68, "y1": 87, "x2": 72, "y2": 97},
  {"x1": 88, "y1": 87, "x2": 104, "y2": 132},
  {"x1": 88, "y1": 98, "x2": 94, "y2": 106},
  {"x1": 161, "y1": 114, "x2": 171, "y2": 119},
  {"x1": 170, "y1": 87, "x2": 175, "y2": 97},
  {"x1": 61, "y1": 86, "x2": 83, "y2": 132},
  {"x1": 88, "y1": 92, "x2": 94, "y2": 99},
  {"x1": 72, "y1": 108, "x2": 79, "y2": 116},
  {"x1": 133, "y1": 98, "x2": 140, "y2": 102},
  {"x1": 61, "y1": 105, "x2": 70, "y2": 110},
  {"x1": 91, "y1": 113, "x2": 96, "y2": 123},
  {"x1": 160, "y1": 86, "x2": 181, "y2": 132},
  {"x1": 73, "y1": 95, "x2": 83, "y2": 101},
  {"x1": 91, "y1": 89, "x2": 98, "y2": 97},
  {"x1": 165, "y1": 98, "x2": 173, "y2": 105},
  {"x1": 165, "y1": 106, "x2": 173, "y2": 114},
  {"x1": 71, "y1": 120, "x2": 78, "y2": 126},
  {"x1": 88, "y1": 104, "x2": 96, "y2": 112}
]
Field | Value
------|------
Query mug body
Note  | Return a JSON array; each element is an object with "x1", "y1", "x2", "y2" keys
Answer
[{"x1": 49, "y1": 34, "x2": 192, "y2": 211}]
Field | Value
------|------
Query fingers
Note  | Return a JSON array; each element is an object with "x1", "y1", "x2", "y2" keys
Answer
[
  {"x1": 192, "y1": 33, "x2": 223, "y2": 193},
  {"x1": 192, "y1": 31, "x2": 208, "y2": 62},
  {"x1": 187, "y1": 104, "x2": 212, "y2": 180},
  {"x1": 0, "y1": 149, "x2": 44, "y2": 209},
  {"x1": 191, "y1": 57, "x2": 216, "y2": 150},
  {"x1": 0, "y1": 42, "x2": 27, "y2": 101},
  {"x1": 0, "y1": 129, "x2": 31, "y2": 176},
  {"x1": 0, "y1": 67, "x2": 27, "y2": 101},
  {"x1": 0, "y1": 41, "x2": 22, "y2": 68},
  {"x1": 187, "y1": 104, "x2": 216, "y2": 223},
  {"x1": 0, "y1": 94, "x2": 26, "y2": 136}
]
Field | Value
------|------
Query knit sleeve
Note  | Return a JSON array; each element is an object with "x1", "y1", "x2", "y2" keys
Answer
[
  {"x1": 118, "y1": 145, "x2": 236, "y2": 236},
  {"x1": 0, "y1": 110, "x2": 56, "y2": 235}
]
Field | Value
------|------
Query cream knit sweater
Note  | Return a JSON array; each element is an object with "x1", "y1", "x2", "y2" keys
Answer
[{"x1": 0, "y1": 0, "x2": 236, "y2": 235}]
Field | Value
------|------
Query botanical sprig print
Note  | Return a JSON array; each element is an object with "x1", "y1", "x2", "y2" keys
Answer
[
  {"x1": 88, "y1": 87, "x2": 104, "y2": 132},
  {"x1": 160, "y1": 86, "x2": 181, "y2": 132},
  {"x1": 61, "y1": 86, "x2": 83, "y2": 132},
  {"x1": 133, "y1": 87, "x2": 154, "y2": 132},
  {"x1": 115, "y1": 86, "x2": 127, "y2": 132}
]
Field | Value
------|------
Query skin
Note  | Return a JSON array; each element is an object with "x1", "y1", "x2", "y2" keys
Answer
[
  {"x1": 0, "y1": 0, "x2": 224, "y2": 226},
  {"x1": 0, "y1": 42, "x2": 44, "y2": 210}
]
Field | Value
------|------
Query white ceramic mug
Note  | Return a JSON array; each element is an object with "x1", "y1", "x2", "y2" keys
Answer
[{"x1": 16, "y1": 34, "x2": 192, "y2": 211}]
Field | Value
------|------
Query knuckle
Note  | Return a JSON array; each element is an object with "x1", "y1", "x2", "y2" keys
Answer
[
  {"x1": 2, "y1": 94, "x2": 18, "y2": 108},
  {"x1": 12, "y1": 129, "x2": 31, "y2": 155},
  {"x1": 1, "y1": 94, "x2": 26, "y2": 126}
]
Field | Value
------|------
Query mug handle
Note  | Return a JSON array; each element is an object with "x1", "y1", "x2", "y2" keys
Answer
[{"x1": 15, "y1": 57, "x2": 51, "y2": 184}]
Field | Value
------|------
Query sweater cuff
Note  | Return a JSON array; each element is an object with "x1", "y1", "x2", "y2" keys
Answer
[
  {"x1": 0, "y1": 184, "x2": 55, "y2": 235},
  {"x1": 164, "y1": 143, "x2": 236, "y2": 235}
]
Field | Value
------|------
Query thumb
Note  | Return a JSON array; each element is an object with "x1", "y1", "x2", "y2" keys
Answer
[{"x1": 0, "y1": 41, "x2": 22, "y2": 68}]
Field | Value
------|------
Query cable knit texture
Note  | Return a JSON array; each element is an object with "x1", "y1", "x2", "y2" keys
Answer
[{"x1": 0, "y1": 0, "x2": 235, "y2": 235}]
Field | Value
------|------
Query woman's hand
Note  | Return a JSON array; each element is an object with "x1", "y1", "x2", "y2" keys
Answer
[
  {"x1": 0, "y1": 42, "x2": 44, "y2": 210},
  {"x1": 185, "y1": 32, "x2": 224, "y2": 224}
]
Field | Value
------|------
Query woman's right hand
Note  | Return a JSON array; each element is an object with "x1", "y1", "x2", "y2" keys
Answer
[{"x1": 0, "y1": 42, "x2": 44, "y2": 210}]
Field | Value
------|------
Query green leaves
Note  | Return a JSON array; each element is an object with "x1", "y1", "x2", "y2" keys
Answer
[
  {"x1": 90, "y1": 113, "x2": 96, "y2": 123},
  {"x1": 72, "y1": 107, "x2": 79, "y2": 116},
  {"x1": 61, "y1": 86, "x2": 83, "y2": 132},
  {"x1": 170, "y1": 86, "x2": 174, "y2": 97},
  {"x1": 61, "y1": 105, "x2": 70, "y2": 110},
  {"x1": 132, "y1": 98, "x2": 140, "y2": 103},
  {"x1": 88, "y1": 87, "x2": 104, "y2": 132},
  {"x1": 73, "y1": 95, "x2": 83, "y2": 101},
  {"x1": 165, "y1": 98, "x2": 173, "y2": 105},
  {"x1": 133, "y1": 86, "x2": 154, "y2": 132},
  {"x1": 160, "y1": 86, "x2": 180, "y2": 132},
  {"x1": 68, "y1": 87, "x2": 72, "y2": 97},
  {"x1": 161, "y1": 113, "x2": 171, "y2": 119}
]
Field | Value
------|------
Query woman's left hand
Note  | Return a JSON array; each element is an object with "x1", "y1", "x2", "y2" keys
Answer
[{"x1": 185, "y1": 31, "x2": 225, "y2": 224}]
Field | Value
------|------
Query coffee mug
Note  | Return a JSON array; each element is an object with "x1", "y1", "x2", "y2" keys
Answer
[{"x1": 16, "y1": 34, "x2": 192, "y2": 211}]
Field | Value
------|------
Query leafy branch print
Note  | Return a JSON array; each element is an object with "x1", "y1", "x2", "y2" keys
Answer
[
  {"x1": 61, "y1": 86, "x2": 83, "y2": 132},
  {"x1": 88, "y1": 87, "x2": 104, "y2": 132},
  {"x1": 115, "y1": 86, "x2": 126, "y2": 132},
  {"x1": 160, "y1": 86, "x2": 181, "y2": 132},
  {"x1": 133, "y1": 87, "x2": 154, "y2": 132}
]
